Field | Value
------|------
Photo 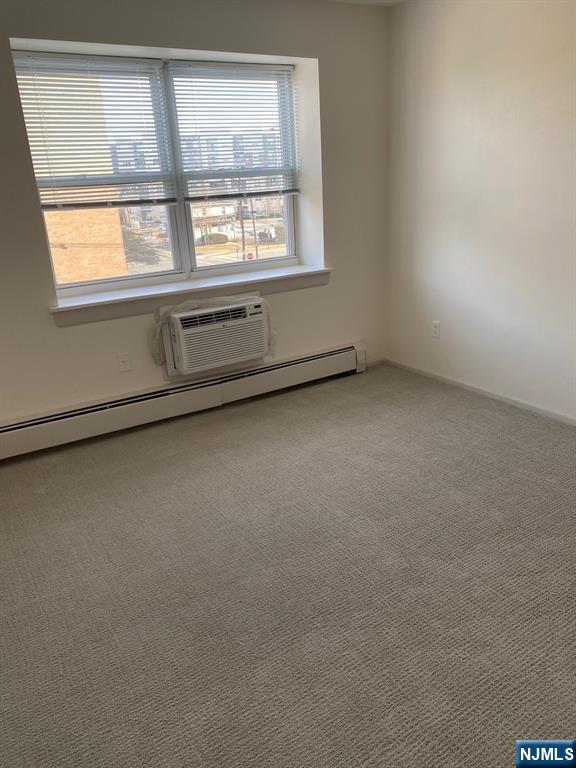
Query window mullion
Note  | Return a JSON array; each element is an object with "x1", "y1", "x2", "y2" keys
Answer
[
  {"x1": 161, "y1": 61, "x2": 196, "y2": 276},
  {"x1": 284, "y1": 193, "x2": 297, "y2": 261}
]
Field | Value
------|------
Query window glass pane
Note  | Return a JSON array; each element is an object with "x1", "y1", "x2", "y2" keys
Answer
[
  {"x1": 191, "y1": 195, "x2": 289, "y2": 269},
  {"x1": 43, "y1": 205, "x2": 177, "y2": 286}
]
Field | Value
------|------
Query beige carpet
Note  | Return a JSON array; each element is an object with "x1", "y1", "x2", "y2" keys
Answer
[{"x1": 1, "y1": 364, "x2": 575, "y2": 767}]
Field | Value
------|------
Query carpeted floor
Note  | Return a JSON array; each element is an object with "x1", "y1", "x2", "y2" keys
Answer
[{"x1": 1, "y1": 364, "x2": 574, "y2": 767}]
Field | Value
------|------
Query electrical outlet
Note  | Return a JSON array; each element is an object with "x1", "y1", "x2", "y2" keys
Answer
[
  {"x1": 432, "y1": 321, "x2": 441, "y2": 339},
  {"x1": 117, "y1": 353, "x2": 131, "y2": 372}
]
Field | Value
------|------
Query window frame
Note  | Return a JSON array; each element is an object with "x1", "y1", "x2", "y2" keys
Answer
[{"x1": 16, "y1": 51, "x2": 299, "y2": 297}]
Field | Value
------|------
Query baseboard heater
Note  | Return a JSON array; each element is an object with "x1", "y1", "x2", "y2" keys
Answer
[{"x1": 1, "y1": 345, "x2": 363, "y2": 460}]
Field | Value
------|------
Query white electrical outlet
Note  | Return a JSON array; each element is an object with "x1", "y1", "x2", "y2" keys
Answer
[
  {"x1": 117, "y1": 353, "x2": 131, "y2": 372},
  {"x1": 432, "y1": 321, "x2": 441, "y2": 339}
]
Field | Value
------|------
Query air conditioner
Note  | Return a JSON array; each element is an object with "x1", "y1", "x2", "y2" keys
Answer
[{"x1": 168, "y1": 301, "x2": 269, "y2": 375}]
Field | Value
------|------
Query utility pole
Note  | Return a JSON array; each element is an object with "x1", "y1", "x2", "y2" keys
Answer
[{"x1": 239, "y1": 198, "x2": 246, "y2": 259}]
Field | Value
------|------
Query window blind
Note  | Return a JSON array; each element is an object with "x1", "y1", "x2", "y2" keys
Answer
[
  {"x1": 168, "y1": 63, "x2": 298, "y2": 201},
  {"x1": 14, "y1": 54, "x2": 299, "y2": 209},
  {"x1": 13, "y1": 54, "x2": 177, "y2": 209}
]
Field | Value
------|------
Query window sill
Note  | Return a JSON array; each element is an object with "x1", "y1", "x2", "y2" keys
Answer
[{"x1": 50, "y1": 265, "x2": 331, "y2": 325}]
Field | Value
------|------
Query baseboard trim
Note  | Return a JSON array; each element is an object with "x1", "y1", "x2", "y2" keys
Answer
[
  {"x1": 1, "y1": 345, "x2": 362, "y2": 460},
  {"x1": 384, "y1": 359, "x2": 576, "y2": 427}
]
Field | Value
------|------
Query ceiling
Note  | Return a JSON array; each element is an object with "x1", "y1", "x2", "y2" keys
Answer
[{"x1": 326, "y1": 0, "x2": 405, "y2": 5}]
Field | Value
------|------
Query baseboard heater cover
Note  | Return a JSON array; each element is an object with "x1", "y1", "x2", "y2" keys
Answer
[{"x1": 1, "y1": 346, "x2": 362, "y2": 459}]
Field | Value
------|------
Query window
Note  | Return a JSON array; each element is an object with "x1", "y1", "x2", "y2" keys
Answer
[{"x1": 13, "y1": 52, "x2": 298, "y2": 292}]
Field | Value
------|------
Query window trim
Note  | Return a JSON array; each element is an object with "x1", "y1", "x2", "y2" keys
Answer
[
  {"x1": 59, "y1": 254, "x2": 301, "y2": 299},
  {"x1": 50, "y1": 266, "x2": 332, "y2": 324}
]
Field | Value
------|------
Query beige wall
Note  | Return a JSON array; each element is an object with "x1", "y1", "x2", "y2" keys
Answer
[
  {"x1": 0, "y1": 0, "x2": 388, "y2": 423},
  {"x1": 386, "y1": 0, "x2": 576, "y2": 420}
]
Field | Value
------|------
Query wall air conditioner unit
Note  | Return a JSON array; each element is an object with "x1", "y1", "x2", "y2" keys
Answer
[{"x1": 168, "y1": 301, "x2": 269, "y2": 376}]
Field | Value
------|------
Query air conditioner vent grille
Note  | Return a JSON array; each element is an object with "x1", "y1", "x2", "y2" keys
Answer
[
  {"x1": 180, "y1": 306, "x2": 248, "y2": 329},
  {"x1": 170, "y1": 301, "x2": 268, "y2": 375}
]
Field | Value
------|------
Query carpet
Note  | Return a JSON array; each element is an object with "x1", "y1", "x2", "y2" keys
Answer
[{"x1": 1, "y1": 364, "x2": 574, "y2": 767}]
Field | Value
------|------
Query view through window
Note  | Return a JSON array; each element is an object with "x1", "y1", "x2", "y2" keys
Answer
[
  {"x1": 192, "y1": 195, "x2": 288, "y2": 269},
  {"x1": 43, "y1": 206, "x2": 176, "y2": 285}
]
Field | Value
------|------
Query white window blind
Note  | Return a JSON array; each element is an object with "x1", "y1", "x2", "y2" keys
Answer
[
  {"x1": 13, "y1": 54, "x2": 177, "y2": 209},
  {"x1": 15, "y1": 54, "x2": 299, "y2": 209},
  {"x1": 168, "y1": 63, "x2": 298, "y2": 201}
]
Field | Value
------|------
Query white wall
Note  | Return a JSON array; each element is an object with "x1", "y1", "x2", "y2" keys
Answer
[
  {"x1": 2, "y1": 0, "x2": 574, "y2": 427},
  {"x1": 0, "y1": 0, "x2": 388, "y2": 423},
  {"x1": 386, "y1": 0, "x2": 576, "y2": 421}
]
